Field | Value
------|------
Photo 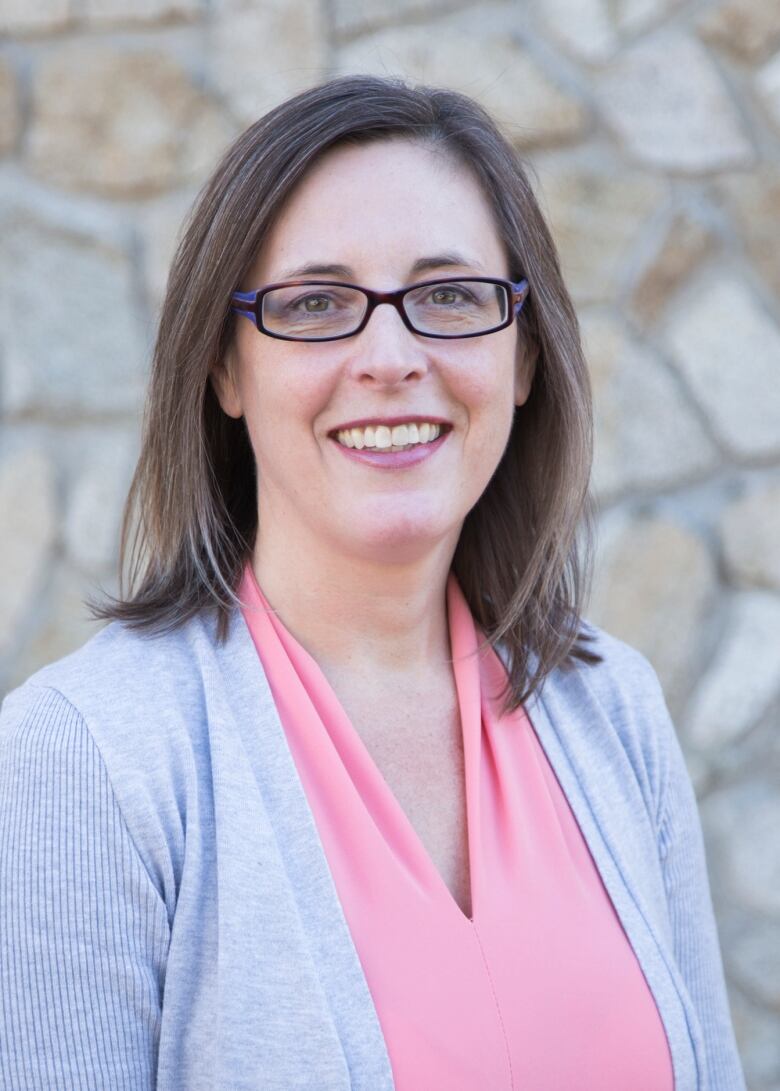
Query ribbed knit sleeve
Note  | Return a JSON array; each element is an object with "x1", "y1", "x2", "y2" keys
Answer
[
  {"x1": 656, "y1": 693, "x2": 746, "y2": 1091},
  {"x1": 0, "y1": 686, "x2": 171, "y2": 1090}
]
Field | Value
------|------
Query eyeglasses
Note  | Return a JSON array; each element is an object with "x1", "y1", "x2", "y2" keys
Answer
[{"x1": 231, "y1": 276, "x2": 530, "y2": 342}]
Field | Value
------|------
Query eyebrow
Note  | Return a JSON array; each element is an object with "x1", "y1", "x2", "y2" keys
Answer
[{"x1": 275, "y1": 252, "x2": 486, "y2": 281}]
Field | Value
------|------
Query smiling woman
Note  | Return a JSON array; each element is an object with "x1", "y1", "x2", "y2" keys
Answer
[{"x1": 0, "y1": 76, "x2": 744, "y2": 1090}]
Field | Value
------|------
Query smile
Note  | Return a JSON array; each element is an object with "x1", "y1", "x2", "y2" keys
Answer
[{"x1": 334, "y1": 421, "x2": 447, "y2": 452}]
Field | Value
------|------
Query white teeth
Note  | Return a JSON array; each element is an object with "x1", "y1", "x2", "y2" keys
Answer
[{"x1": 334, "y1": 421, "x2": 444, "y2": 450}]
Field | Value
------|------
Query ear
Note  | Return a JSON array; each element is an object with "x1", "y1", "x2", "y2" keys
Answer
[
  {"x1": 514, "y1": 339, "x2": 538, "y2": 408},
  {"x1": 209, "y1": 353, "x2": 244, "y2": 420}
]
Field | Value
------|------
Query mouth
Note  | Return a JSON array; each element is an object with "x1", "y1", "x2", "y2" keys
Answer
[{"x1": 328, "y1": 419, "x2": 453, "y2": 453}]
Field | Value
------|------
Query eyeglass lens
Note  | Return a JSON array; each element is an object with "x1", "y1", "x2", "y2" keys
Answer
[{"x1": 260, "y1": 280, "x2": 509, "y2": 340}]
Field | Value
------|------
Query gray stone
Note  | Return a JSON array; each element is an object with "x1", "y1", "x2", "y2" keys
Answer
[
  {"x1": 534, "y1": 161, "x2": 666, "y2": 303},
  {"x1": 27, "y1": 46, "x2": 231, "y2": 197},
  {"x1": 584, "y1": 314, "x2": 717, "y2": 501},
  {"x1": 725, "y1": 914, "x2": 780, "y2": 1009},
  {"x1": 756, "y1": 51, "x2": 780, "y2": 134},
  {"x1": 686, "y1": 592, "x2": 780, "y2": 750},
  {"x1": 333, "y1": 0, "x2": 451, "y2": 37},
  {"x1": 595, "y1": 32, "x2": 754, "y2": 171},
  {"x1": 7, "y1": 565, "x2": 106, "y2": 692},
  {"x1": 663, "y1": 274, "x2": 780, "y2": 459},
  {"x1": 210, "y1": 0, "x2": 327, "y2": 126},
  {"x1": 0, "y1": 215, "x2": 146, "y2": 416},
  {"x1": 698, "y1": 0, "x2": 780, "y2": 64},
  {"x1": 0, "y1": 58, "x2": 19, "y2": 155},
  {"x1": 64, "y1": 436, "x2": 137, "y2": 573},
  {"x1": 139, "y1": 190, "x2": 198, "y2": 313},
  {"x1": 334, "y1": 11, "x2": 589, "y2": 148},
  {"x1": 536, "y1": 0, "x2": 683, "y2": 62},
  {"x1": 717, "y1": 167, "x2": 780, "y2": 306},
  {"x1": 702, "y1": 778, "x2": 780, "y2": 917},
  {"x1": 720, "y1": 482, "x2": 780, "y2": 591},
  {"x1": 588, "y1": 512, "x2": 717, "y2": 717},
  {"x1": 729, "y1": 989, "x2": 780, "y2": 1089},
  {"x1": 614, "y1": 0, "x2": 684, "y2": 36},
  {"x1": 630, "y1": 212, "x2": 716, "y2": 326},
  {"x1": 81, "y1": 0, "x2": 200, "y2": 24},
  {"x1": 0, "y1": 0, "x2": 70, "y2": 34},
  {"x1": 0, "y1": 448, "x2": 57, "y2": 658}
]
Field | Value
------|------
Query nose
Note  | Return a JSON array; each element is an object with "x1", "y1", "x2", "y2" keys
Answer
[{"x1": 344, "y1": 300, "x2": 431, "y2": 385}]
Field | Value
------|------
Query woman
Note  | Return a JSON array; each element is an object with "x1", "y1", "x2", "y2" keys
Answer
[{"x1": 0, "y1": 76, "x2": 743, "y2": 1089}]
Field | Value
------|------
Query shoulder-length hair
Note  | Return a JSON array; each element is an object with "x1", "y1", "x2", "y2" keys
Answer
[{"x1": 91, "y1": 74, "x2": 600, "y2": 713}]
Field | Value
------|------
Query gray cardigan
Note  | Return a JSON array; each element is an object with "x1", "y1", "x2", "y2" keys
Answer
[{"x1": 0, "y1": 607, "x2": 745, "y2": 1090}]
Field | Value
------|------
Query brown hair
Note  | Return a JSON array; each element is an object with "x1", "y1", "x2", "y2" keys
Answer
[{"x1": 90, "y1": 74, "x2": 600, "y2": 712}]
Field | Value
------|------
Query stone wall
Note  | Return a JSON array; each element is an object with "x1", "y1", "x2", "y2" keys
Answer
[{"x1": 1, "y1": 0, "x2": 779, "y2": 1084}]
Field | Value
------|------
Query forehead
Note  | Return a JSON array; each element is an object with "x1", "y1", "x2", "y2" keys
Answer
[{"x1": 251, "y1": 139, "x2": 509, "y2": 282}]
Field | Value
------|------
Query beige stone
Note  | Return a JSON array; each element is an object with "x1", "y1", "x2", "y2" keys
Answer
[
  {"x1": 0, "y1": 449, "x2": 57, "y2": 659},
  {"x1": 534, "y1": 161, "x2": 666, "y2": 303},
  {"x1": 595, "y1": 32, "x2": 754, "y2": 171},
  {"x1": 0, "y1": 215, "x2": 146, "y2": 416},
  {"x1": 588, "y1": 513, "x2": 717, "y2": 717},
  {"x1": 0, "y1": 58, "x2": 19, "y2": 155},
  {"x1": 756, "y1": 52, "x2": 780, "y2": 134},
  {"x1": 719, "y1": 483, "x2": 780, "y2": 591},
  {"x1": 663, "y1": 273, "x2": 780, "y2": 459},
  {"x1": 698, "y1": 0, "x2": 780, "y2": 64},
  {"x1": 210, "y1": 0, "x2": 327, "y2": 125},
  {"x1": 82, "y1": 0, "x2": 200, "y2": 24},
  {"x1": 0, "y1": 0, "x2": 70, "y2": 34},
  {"x1": 335, "y1": 11, "x2": 589, "y2": 148},
  {"x1": 686, "y1": 592, "x2": 780, "y2": 749},
  {"x1": 27, "y1": 46, "x2": 231, "y2": 197},
  {"x1": 631, "y1": 212, "x2": 715, "y2": 325},
  {"x1": 717, "y1": 168, "x2": 780, "y2": 306},
  {"x1": 584, "y1": 314, "x2": 717, "y2": 501}
]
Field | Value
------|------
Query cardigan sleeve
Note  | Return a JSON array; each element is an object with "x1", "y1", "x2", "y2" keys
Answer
[
  {"x1": 655, "y1": 685, "x2": 746, "y2": 1091},
  {"x1": 0, "y1": 685, "x2": 170, "y2": 1091}
]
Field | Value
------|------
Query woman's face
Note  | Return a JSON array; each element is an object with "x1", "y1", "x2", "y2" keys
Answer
[{"x1": 213, "y1": 139, "x2": 536, "y2": 566}]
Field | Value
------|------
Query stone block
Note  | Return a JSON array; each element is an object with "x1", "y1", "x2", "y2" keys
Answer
[
  {"x1": 663, "y1": 273, "x2": 780, "y2": 459},
  {"x1": 7, "y1": 565, "x2": 106, "y2": 692},
  {"x1": 588, "y1": 513, "x2": 717, "y2": 718},
  {"x1": 27, "y1": 46, "x2": 231, "y2": 197},
  {"x1": 0, "y1": 448, "x2": 56, "y2": 659},
  {"x1": 698, "y1": 0, "x2": 780, "y2": 64},
  {"x1": 756, "y1": 51, "x2": 780, "y2": 134},
  {"x1": 64, "y1": 435, "x2": 137, "y2": 573},
  {"x1": 595, "y1": 32, "x2": 754, "y2": 171},
  {"x1": 209, "y1": 0, "x2": 327, "y2": 126},
  {"x1": 729, "y1": 989, "x2": 780, "y2": 1090},
  {"x1": 333, "y1": 0, "x2": 451, "y2": 37},
  {"x1": 720, "y1": 482, "x2": 780, "y2": 591},
  {"x1": 139, "y1": 190, "x2": 198, "y2": 313},
  {"x1": 536, "y1": 0, "x2": 682, "y2": 63},
  {"x1": 702, "y1": 778, "x2": 780, "y2": 916},
  {"x1": 717, "y1": 167, "x2": 780, "y2": 306},
  {"x1": 630, "y1": 212, "x2": 715, "y2": 326},
  {"x1": 724, "y1": 914, "x2": 780, "y2": 1009},
  {"x1": 584, "y1": 314, "x2": 717, "y2": 501},
  {"x1": 685, "y1": 592, "x2": 780, "y2": 749},
  {"x1": 0, "y1": 215, "x2": 146, "y2": 416},
  {"x1": 0, "y1": 0, "x2": 70, "y2": 34},
  {"x1": 534, "y1": 161, "x2": 666, "y2": 303},
  {"x1": 0, "y1": 58, "x2": 19, "y2": 155},
  {"x1": 81, "y1": 0, "x2": 200, "y2": 24},
  {"x1": 334, "y1": 10, "x2": 589, "y2": 149}
]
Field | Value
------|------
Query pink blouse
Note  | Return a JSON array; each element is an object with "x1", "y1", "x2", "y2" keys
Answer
[{"x1": 239, "y1": 563, "x2": 674, "y2": 1090}]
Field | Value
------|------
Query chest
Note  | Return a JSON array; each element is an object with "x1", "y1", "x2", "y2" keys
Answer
[{"x1": 331, "y1": 677, "x2": 473, "y2": 918}]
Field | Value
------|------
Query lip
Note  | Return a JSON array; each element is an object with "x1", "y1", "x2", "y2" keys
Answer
[
  {"x1": 330, "y1": 428, "x2": 450, "y2": 469},
  {"x1": 328, "y1": 415, "x2": 452, "y2": 436}
]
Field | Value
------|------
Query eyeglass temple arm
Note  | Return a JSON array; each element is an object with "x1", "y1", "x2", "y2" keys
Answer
[
  {"x1": 231, "y1": 290, "x2": 258, "y2": 322},
  {"x1": 512, "y1": 279, "x2": 530, "y2": 314}
]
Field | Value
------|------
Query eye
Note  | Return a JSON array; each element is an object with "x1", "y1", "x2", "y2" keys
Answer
[
  {"x1": 431, "y1": 287, "x2": 460, "y2": 305},
  {"x1": 300, "y1": 294, "x2": 331, "y2": 312}
]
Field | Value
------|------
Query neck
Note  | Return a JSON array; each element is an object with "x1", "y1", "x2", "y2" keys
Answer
[{"x1": 250, "y1": 524, "x2": 458, "y2": 682}]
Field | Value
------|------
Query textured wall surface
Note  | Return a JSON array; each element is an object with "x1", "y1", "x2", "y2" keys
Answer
[{"x1": 1, "y1": 0, "x2": 779, "y2": 1084}]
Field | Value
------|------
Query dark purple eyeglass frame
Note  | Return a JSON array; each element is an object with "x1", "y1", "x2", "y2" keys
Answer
[{"x1": 230, "y1": 276, "x2": 530, "y2": 342}]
